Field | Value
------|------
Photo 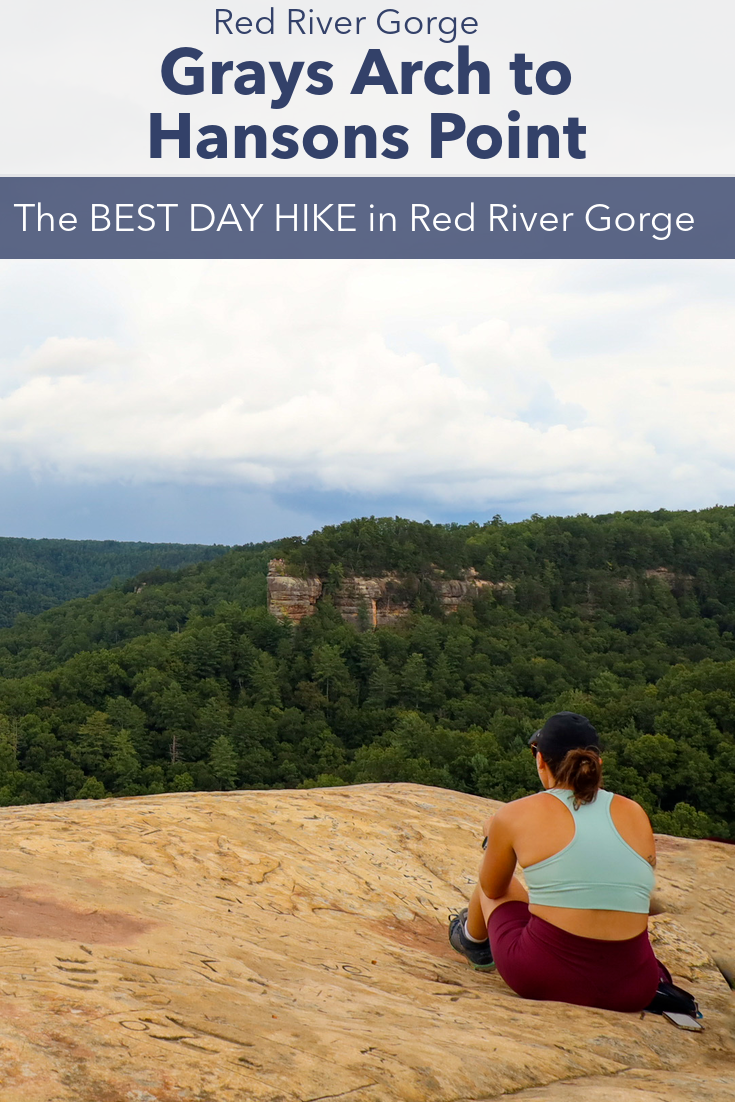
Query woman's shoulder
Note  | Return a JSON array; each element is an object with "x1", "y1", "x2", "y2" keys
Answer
[
  {"x1": 607, "y1": 790, "x2": 650, "y2": 813},
  {"x1": 608, "y1": 792, "x2": 654, "y2": 828},
  {"x1": 497, "y1": 791, "x2": 575, "y2": 864},
  {"x1": 498, "y1": 790, "x2": 561, "y2": 823},
  {"x1": 607, "y1": 792, "x2": 656, "y2": 862}
]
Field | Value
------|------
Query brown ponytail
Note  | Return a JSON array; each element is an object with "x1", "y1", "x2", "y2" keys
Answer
[{"x1": 547, "y1": 747, "x2": 602, "y2": 808}]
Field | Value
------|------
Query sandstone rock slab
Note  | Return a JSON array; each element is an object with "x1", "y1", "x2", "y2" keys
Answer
[{"x1": 0, "y1": 784, "x2": 732, "y2": 1102}]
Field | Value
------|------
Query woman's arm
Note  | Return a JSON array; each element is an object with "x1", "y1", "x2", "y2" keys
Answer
[
  {"x1": 610, "y1": 794, "x2": 657, "y2": 866},
  {"x1": 478, "y1": 809, "x2": 518, "y2": 900}
]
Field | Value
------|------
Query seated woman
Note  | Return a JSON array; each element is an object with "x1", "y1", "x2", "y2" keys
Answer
[{"x1": 449, "y1": 711, "x2": 664, "y2": 1012}]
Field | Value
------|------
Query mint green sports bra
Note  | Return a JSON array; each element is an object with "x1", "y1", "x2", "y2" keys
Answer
[{"x1": 523, "y1": 788, "x2": 655, "y2": 913}]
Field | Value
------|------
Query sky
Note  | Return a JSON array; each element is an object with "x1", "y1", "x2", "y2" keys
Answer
[{"x1": 1, "y1": 257, "x2": 733, "y2": 543}]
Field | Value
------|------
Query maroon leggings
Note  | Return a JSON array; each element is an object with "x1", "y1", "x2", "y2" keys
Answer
[{"x1": 488, "y1": 901, "x2": 663, "y2": 1013}]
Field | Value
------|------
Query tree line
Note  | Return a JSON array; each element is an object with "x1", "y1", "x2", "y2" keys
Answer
[
  {"x1": 0, "y1": 510, "x2": 733, "y2": 840},
  {"x1": 0, "y1": 535, "x2": 231, "y2": 627}
]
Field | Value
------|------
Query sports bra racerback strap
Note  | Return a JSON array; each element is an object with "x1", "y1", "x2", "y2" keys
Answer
[{"x1": 523, "y1": 788, "x2": 655, "y2": 913}]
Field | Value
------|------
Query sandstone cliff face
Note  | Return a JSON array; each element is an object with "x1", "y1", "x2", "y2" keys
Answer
[
  {"x1": 267, "y1": 558, "x2": 322, "y2": 622},
  {"x1": 267, "y1": 558, "x2": 495, "y2": 626},
  {"x1": 329, "y1": 572, "x2": 405, "y2": 628},
  {"x1": 0, "y1": 784, "x2": 732, "y2": 1102},
  {"x1": 434, "y1": 571, "x2": 495, "y2": 612},
  {"x1": 267, "y1": 561, "x2": 694, "y2": 627}
]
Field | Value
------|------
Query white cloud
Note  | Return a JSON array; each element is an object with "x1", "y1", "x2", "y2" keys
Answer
[
  {"x1": 21, "y1": 336, "x2": 126, "y2": 376},
  {"x1": 0, "y1": 258, "x2": 734, "y2": 519}
]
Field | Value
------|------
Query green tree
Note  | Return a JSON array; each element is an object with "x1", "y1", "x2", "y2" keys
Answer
[
  {"x1": 249, "y1": 653, "x2": 282, "y2": 708},
  {"x1": 430, "y1": 652, "x2": 455, "y2": 708},
  {"x1": 0, "y1": 716, "x2": 19, "y2": 783},
  {"x1": 352, "y1": 743, "x2": 450, "y2": 787},
  {"x1": 300, "y1": 728, "x2": 346, "y2": 776},
  {"x1": 172, "y1": 771, "x2": 195, "y2": 792},
  {"x1": 367, "y1": 662, "x2": 395, "y2": 708},
  {"x1": 401, "y1": 653, "x2": 430, "y2": 709},
  {"x1": 72, "y1": 712, "x2": 116, "y2": 777},
  {"x1": 77, "y1": 776, "x2": 107, "y2": 799},
  {"x1": 301, "y1": 773, "x2": 345, "y2": 788},
  {"x1": 198, "y1": 698, "x2": 232, "y2": 746},
  {"x1": 43, "y1": 755, "x2": 85, "y2": 801},
  {"x1": 652, "y1": 802, "x2": 727, "y2": 839},
  {"x1": 209, "y1": 735, "x2": 239, "y2": 789},
  {"x1": 356, "y1": 600, "x2": 371, "y2": 633},
  {"x1": 109, "y1": 731, "x2": 141, "y2": 794},
  {"x1": 312, "y1": 644, "x2": 350, "y2": 702},
  {"x1": 325, "y1": 562, "x2": 345, "y2": 596},
  {"x1": 625, "y1": 734, "x2": 678, "y2": 776}
]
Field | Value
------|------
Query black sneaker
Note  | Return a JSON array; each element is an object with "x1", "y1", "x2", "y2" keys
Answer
[{"x1": 448, "y1": 907, "x2": 495, "y2": 971}]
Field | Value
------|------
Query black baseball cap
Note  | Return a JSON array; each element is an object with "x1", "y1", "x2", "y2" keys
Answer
[{"x1": 528, "y1": 712, "x2": 601, "y2": 759}]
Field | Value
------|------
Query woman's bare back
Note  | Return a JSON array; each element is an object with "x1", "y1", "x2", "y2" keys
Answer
[{"x1": 503, "y1": 790, "x2": 656, "y2": 939}]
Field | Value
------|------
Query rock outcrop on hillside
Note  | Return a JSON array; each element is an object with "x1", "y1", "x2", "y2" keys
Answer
[
  {"x1": 267, "y1": 558, "x2": 496, "y2": 626},
  {"x1": 266, "y1": 558, "x2": 323, "y2": 623},
  {"x1": 0, "y1": 784, "x2": 732, "y2": 1102}
]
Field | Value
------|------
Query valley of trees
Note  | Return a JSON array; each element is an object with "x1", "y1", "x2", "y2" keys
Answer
[
  {"x1": 0, "y1": 536, "x2": 230, "y2": 626},
  {"x1": 0, "y1": 508, "x2": 734, "y2": 841}
]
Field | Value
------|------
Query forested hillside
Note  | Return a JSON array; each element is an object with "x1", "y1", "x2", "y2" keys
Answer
[
  {"x1": 0, "y1": 537, "x2": 230, "y2": 626},
  {"x1": 0, "y1": 509, "x2": 734, "y2": 840}
]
